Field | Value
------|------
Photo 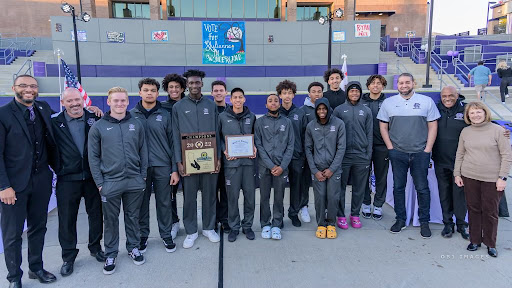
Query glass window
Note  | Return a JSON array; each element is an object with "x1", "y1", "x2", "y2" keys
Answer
[
  {"x1": 245, "y1": 0, "x2": 256, "y2": 18},
  {"x1": 194, "y1": 0, "x2": 206, "y2": 18},
  {"x1": 168, "y1": 0, "x2": 180, "y2": 17},
  {"x1": 206, "y1": 0, "x2": 218, "y2": 18},
  {"x1": 296, "y1": 6, "x2": 304, "y2": 21},
  {"x1": 113, "y1": 3, "x2": 125, "y2": 18},
  {"x1": 271, "y1": 0, "x2": 280, "y2": 18},
  {"x1": 141, "y1": 4, "x2": 150, "y2": 19},
  {"x1": 297, "y1": 5, "x2": 328, "y2": 21},
  {"x1": 219, "y1": 0, "x2": 231, "y2": 18},
  {"x1": 182, "y1": 0, "x2": 193, "y2": 17},
  {"x1": 256, "y1": 0, "x2": 268, "y2": 19},
  {"x1": 232, "y1": 0, "x2": 243, "y2": 18}
]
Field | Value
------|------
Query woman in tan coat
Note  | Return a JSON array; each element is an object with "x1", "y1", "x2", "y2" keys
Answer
[{"x1": 454, "y1": 102, "x2": 512, "y2": 257}]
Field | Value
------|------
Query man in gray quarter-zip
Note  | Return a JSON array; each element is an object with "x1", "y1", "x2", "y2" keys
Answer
[
  {"x1": 333, "y1": 81, "x2": 373, "y2": 230},
  {"x1": 130, "y1": 78, "x2": 179, "y2": 254},
  {"x1": 172, "y1": 70, "x2": 221, "y2": 249},
  {"x1": 219, "y1": 87, "x2": 257, "y2": 243},
  {"x1": 255, "y1": 93, "x2": 294, "y2": 240},
  {"x1": 88, "y1": 87, "x2": 148, "y2": 275}
]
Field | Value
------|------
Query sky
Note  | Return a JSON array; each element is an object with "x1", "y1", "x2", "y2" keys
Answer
[{"x1": 432, "y1": 0, "x2": 498, "y2": 35}]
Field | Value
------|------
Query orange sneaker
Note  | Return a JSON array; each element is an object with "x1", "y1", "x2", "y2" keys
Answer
[
  {"x1": 316, "y1": 226, "x2": 327, "y2": 239},
  {"x1": 327, "y1": 225, "x2": 337, "y2": 239}
]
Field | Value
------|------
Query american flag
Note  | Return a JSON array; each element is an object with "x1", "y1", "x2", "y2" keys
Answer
[{"x1": 62, "y1": 59, "x2": 91, "y2": 107}]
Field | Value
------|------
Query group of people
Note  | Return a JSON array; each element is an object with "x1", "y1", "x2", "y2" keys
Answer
[{"x1": 0, "y1": 68, "x2": 511, "y2": 287}]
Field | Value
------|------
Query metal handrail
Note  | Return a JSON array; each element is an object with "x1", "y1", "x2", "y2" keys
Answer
[
  {"x1": 12, "y1": 59, "x2": 33, "y2": 83},
  {"x1": 411, "y1": 46, "x2": 426, "y2": 63},
  {"x1": 380, "y1": 38, "x2": 387, "y2": 51},
  {"x1": 395, "y1": 59, "x2": 409, "y2": 74},
  {"x1": 0, "y1": 41, "x2": 16, "y2": 63},
  {"x1": 485, "y1": 89, "x2": 512, "y2": 111},
  {"x1": 482, "y1": 90, "x2": 505, "y2": 119}
]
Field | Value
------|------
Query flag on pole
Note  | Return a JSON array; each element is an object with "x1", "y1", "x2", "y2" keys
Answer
[
  {"x1": 62, "y1": 59, "x2": 91, "y2": 107},
  {"x1": 340, "y1": 54, "x2": 348, "y2": 91}
]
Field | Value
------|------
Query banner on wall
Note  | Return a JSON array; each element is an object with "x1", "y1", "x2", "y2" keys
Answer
[
  {"x1": 152, "y1": 30, "x2": 169, "y2": 42},
  {"x1": 70, "y1": 30, "x2": 87, "y2": 42},
  {"x1": 106, "y1": 31, "x2": 125, "y2": 43},
  {"x1": 202, "y1": 21, "x2": 246, "y2": 65},
  {"x1": 333, "y1": 31, "x2": 346, "y2": 42},
  {"x1": 355, "y1": 23, "x2": 371, "y2": 38}
]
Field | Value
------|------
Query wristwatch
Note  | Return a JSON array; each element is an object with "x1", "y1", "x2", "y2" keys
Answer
[{"x1": 499, "y1": 176, "x2": 507, "y2": 181}]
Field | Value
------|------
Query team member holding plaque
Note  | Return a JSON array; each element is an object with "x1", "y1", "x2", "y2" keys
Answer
[
  {"x1": 172, "y1": 70, "x2": 221, "y2": 249},
  {"x1": 218, "y1": 88, "x2": 257, "y2": 242},
  {"x1": 277, "y1": 80, "x2": 308, "y2": 228},
  {"x1": 255, "y1": 94, "x2": 294, "y2": 240},
  {"x1": 305, "y1": 98, "x2": 346, "y2": 239}
]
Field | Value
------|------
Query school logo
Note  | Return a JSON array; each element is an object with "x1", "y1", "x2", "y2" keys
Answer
[
  {"x1": 203, "y1": 108, "x2": 209, "y2": 115},
  {"x1": 60, "y1": 123, "x2": 65, "y2": 128},
  {"x1": 156, "y1": 115, "x2": 163, "y2": 122},
  {"x1": 413, "y1": 103, "x2": 421, "y2": 109},
  {"x1": 455, "y1": 113, "x2": 464, "y2": 120},
  {"x1": 129, "y1": 124, "x2": 135, "y2": 131},
  {"x1": 87, "y1": 118, "x2": 96, "y2": 127},
  {"x1": 226, "y1": 179, "x2": 231, "y2": 186},
  {"x1": 293, "y1": 114, "x2": 299, "y2": 121},
  {"x1": 245, "y1": 118, "x2": 251, "y2": 125},
  {"x1": 330, "y1": 125, "x2": 336, "y2": 132},
  {"x1": 197, "y1": 152, "x2": 212, "y2": 161},
  {"x1": 280, "y1": 125, "x2": 285, "y2": 131},
  {"x1": 359, "y1": 110, "x2": 364, "y2": 116}
]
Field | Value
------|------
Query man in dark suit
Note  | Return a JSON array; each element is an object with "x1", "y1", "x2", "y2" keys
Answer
[
  {"x1": 0, "y1": 75, "x2": 58, "y2": 287},
  {"x1": 51, "y1": 88, "x2": 105, "y2": 277}
]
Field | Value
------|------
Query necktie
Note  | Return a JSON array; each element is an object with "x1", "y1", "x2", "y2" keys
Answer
[{"x1": 28, "y1": 106, "x2": 35, "y2": 122}]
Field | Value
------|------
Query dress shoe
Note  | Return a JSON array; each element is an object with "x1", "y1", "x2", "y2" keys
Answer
[
  {"x1": 60, "y1": 261, "x2": 74, "y2": 277},
  {"x1": 8, "y1": 280, "x2": 21, "y2": 288},
  {"x1": 457, "y1": 225, "x2": 470, "y2": 240},
  {"x1": 28, "y1": 269, "x2": 57, "y2": 284},
  {"x1": 467, "y1": 243, "x2": 481, "y2": 251},
  {"x1": 488, "y1": 247, "x2": 498, "y2": 257},
  {"x1": 91, "y1": 250, "x2": 107, "y2": 262},
  {"x1": 441, "y1": 224, "x2": 454, "y2": 238}
]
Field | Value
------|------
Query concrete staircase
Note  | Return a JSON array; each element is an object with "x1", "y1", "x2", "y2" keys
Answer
[{"x1": 0, "y1": 50, "x2": 55, "y2": 94}]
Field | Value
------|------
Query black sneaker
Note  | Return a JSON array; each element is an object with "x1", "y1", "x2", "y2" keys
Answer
[
  {"x1": 228, "y1": 230, "x2": 239, "y2": 242},
  {"x1": 441, "y1": 224, "x2": 454, "y2": 238},
  {"x1": 289, "y1": 215, "x2": 301, "y2": 227},
  {"x1": 163, "y1": 237, "x2": 176, "y2": 253},
  {"x1": 457, "y1": 225, "x2": 470, "y2": 240},
  {"x1": 390, "y1": 220, "x2": 406, "y2": 233},
  {"x1": 129, "y1": 248, "x2": 145, "y2": 265},
  {"x1": 103, "y1": 257, "x2": 116, "y2": 275},
  {"x1": 221, "y1": 222, "x2": 231, "y2": 234},
  {"x1": 242, "y1": 228, "x2": 255, "y2": 240},
  {"x1": 467, "y1": 243, "x2": 481, "y2": 251},
  {"x1": 139, "y1": 237, "x2": 148, "y2": 253},
  {"x1": 420, "y1": 223, "x2": 432, "y2": 239}
]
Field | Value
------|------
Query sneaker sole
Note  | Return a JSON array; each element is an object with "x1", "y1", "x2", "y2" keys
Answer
[
  {"x1": 132, "y1": 259, "x2": 145, "y2": 265},
  {"x1": 361, "y1": 213, "x2": 372, "y2": 219},
  {"x1": 183, "y1": 244, "x2": 194, "y2": 249},
  {"x1": 389, "y1": 226, "x2": 406, "y2": 234},
  {"x1": 421, "y1": 234, "x2": 432, "y2": 239},
  {"x1": 165, "y1": 247, "x2": 177, "y2": 253},
  {"x1": 139, "y1": 247, "x2": 147, "y2": 254},
  {"x1": 103, "y1": 267, "x2": 116, "y2": 275},
  {"x1": 372, "y1": 215, "x2": 383, "y2": 221}
]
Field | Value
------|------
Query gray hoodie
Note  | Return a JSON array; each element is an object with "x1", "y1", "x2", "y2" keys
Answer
[
  {"x1": 305, "y1": 98, "x2": 346, "y2": 174},
  {"x1": 130, "y1": 101, "x2": 177, "y2": 172},
  {"x1": 88, "y1": 112, "x2": 148, "y2": 188},
  {"x1": 333, "y1": 81, "x2": 373, "y2": 163},
  {"x1": 279, "y1": 104, "x2": 307, "y2": 160},
  {"x1": 254, "y1": 112, "x2": 294, "y2": 170},
  {"x1": 301, "y1": 97, "x2": 316, "y2": 125},
  {"x1": 218, "y1": 105, "x2": 256, "y2": 168},
  {"x1": 171, "y1": 95, "x2": 221, "y2": 163}
]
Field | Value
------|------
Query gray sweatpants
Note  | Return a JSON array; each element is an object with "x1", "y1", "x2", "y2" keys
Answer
[
  {"x1": 139, "y1": 166, "x2": 173, "y2": 239},
  {"x1": 224, "y1": 166, "x2": 256, "y2": 231},
  {"x1": 259, "y1": 165, "x2": 288, "y2": 228},
  {"x1": 182, "y1": 173, "x2": 218, "y2": 234},
  {"x1": 101, "y1": 177, "x2": 145, "y2": 258},
  {"x1": 312, "y1": 169, "x2": 342, "y2": 226},
  {"x1": 338, "y1": 163, "x2": 370, "y2": 217}
]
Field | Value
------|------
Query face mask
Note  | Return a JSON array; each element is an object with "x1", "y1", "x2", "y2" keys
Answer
[{"x1": 267, "y1": 108, "x2": 279, "y2": 116}]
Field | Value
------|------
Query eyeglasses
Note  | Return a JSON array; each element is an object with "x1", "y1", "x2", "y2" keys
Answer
[{"x1": 14, "y1": 84, "x2": 38, "y2": 89}]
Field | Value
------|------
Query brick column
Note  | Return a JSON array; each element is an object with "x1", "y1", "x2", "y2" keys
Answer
[
  {"x1": 161, "y1": 0, "x2": 167, "y2": 19},
  {"x1": 80, "y1": 0, "x2": 97, "y2": 17},
  {"x1": 287, "y1": 0, "x2": 297, "y2": 21},
  {"x1": 344, "y1": 0, "x2": 355, "y2": 21},
  {"x1": 94, "y1": 0, "x2": 110, "y2": 18},
  {"x1": 149, "y1": 0, "x2": 160, "y2": 20}
]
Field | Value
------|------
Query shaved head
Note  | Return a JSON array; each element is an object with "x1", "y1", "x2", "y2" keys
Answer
[
  {"x1": 61, "y1": 88, "x2": 84, "y2": 117},
  {"x1": 440, "y1": 86, "x2": 459, "y2": 108},
  {"x1": 62, "y1": 88, "x2": 81, "y2": 99},
  {"x1": 441, "y1": 86, "x2": 457, "y2": 95}
]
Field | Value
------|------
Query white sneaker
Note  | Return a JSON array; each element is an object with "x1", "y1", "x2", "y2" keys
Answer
[
  {"x1": 299, "y1": 206, "x2": 311, "y2": 223},
  {"x1": 183, "y1": 232, "x2": 198, "y2": 249},
  {"x1": 361, "y1": 204, "x2": 372, "y2": 219},
  {"x1": 372, "y1": 206, "x2": 383, "y2": 221},
  {"x1": 261, "y1": 226, "x2": 271, "y2": 239},
  {"x1": 506, "y1": 94, "x2": 510, "y2": 98},
  {"x1": 202, "y1": 230, "x2": 220, "y2": 243},
  {"x1": 171, "y1": 222, "x2": 180, "y2": 240}
]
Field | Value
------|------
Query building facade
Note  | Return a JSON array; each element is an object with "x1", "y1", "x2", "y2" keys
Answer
[{"x1": 1, "y1": 0, "x2": 426, "y2": 38}]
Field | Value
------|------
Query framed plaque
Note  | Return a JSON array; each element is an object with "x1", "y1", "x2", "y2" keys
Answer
[
  {"x1": 181, "y1": 132, "x2": 217, "y2": 175},
  {"x1": 225, "y1": 134, "x2": 255, "y2": 158}
]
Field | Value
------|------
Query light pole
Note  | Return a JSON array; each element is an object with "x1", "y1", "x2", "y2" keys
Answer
[
  {"x1": 487, "y1": 1, "x2": 497, "y2": 35},
  {"x1": 423, "y1": 0, "x2": 434, "y2": 88},
  {"x1": 318, "y1": 8, "x2": 344, "y2": 70},
  {"x1": 61, "y1": 2, "x2": 91, "y2": 83}
]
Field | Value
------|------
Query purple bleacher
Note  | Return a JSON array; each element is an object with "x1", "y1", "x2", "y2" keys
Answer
[{"x1": 0, "y1": 48, "x2": 16, "y2": 65}]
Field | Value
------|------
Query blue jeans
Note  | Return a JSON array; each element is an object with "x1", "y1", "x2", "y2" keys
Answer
[{"x1": 388, "y1": 149, "x2": 431, "y2": 224}]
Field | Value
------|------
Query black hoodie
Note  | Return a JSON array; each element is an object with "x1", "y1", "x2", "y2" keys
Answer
[
  {"x1": 360, "y1": 92, "x2": 386, "y2": 146},
  {"x1": 304, "y1": 98, "x2": 346, "y2": 174},
  {"x1": 218, "y1": 105, "x2": 256, "y2": 168},
  {"x1": 432, "y1": 95, "x2": 468, "y2": 169},
  {"x1": 323, "y1": 88, "x2": 346, "y2": 109},
  {"x1": 279, "y1": 103, "x2": 307, "y2": 160},
  {"x1": 333, "y1": 81, "x2": 373, "y2": 163}
]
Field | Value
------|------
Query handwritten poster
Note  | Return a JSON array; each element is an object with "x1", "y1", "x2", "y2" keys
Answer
[
  {"x1": 152, "y1": 30, "x2": 169, "y2": 42},
  {"x1": 202, "y1": 21, "x2": 246, "y2": 65},
  {"x1": 355, "y1": 23, "x2": 371, "y2": 38}
]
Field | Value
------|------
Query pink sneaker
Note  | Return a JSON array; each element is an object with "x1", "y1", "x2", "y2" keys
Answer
[
  {"x1": 337, "y1": 217, "x2": 349, "y2": 229},
  {"x1": 350, "y1": 216, "x2": 362, "y2": 229}
]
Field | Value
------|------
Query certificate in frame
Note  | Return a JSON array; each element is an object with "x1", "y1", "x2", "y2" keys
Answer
[{"x1": 225, "y1": 134, "x2": 255, "y2": 158}]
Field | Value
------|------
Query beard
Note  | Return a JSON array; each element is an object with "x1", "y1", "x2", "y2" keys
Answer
[
  {"x1": 399, "y1": 88, "x2": 414, "y2": 97},
  {"x1": 15, "y1": 92, "x2": 36, "y2": 104}
]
